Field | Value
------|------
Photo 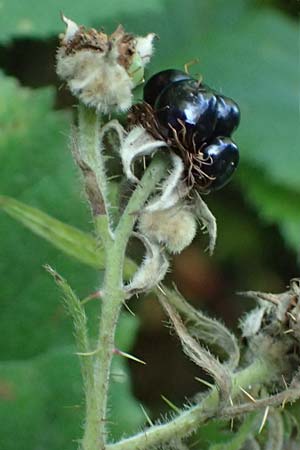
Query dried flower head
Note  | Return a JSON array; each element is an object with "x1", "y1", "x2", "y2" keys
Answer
[{"x1": 56, "y1": 15, "x2": 155, "y2": 113}]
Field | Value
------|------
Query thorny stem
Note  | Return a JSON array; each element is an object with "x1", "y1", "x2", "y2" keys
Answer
[
  {"x1": 106, "y1": 358, "x2": 274, "y2": 450},
  {"x1": 217, "y1": 387, "x2": 300, "y2": 421},
  {"x1": 81, "y1": 150, "x2": 169, "y2": 450}
]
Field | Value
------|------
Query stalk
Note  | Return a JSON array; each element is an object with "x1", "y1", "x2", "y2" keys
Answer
[
  {"x1": 81, "y1": 152, "x2": 169, "y2": 449},
  {"x1": 107, "y1": 358, "x2": 273, "y2": 450}
]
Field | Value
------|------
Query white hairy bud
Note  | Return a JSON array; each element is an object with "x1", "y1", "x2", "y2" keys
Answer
[
  {"x1": 138, "y1": 206, "x2": 197, "y2": 254},
  {"x1": 56, "y1": 16, "x2": 155, "y2": 113}
]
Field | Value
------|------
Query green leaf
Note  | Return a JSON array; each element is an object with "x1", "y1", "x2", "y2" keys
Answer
[
  {"x1": 0, "y1": 195, "x2": 104, "y2": 269},
  {"x1": 0, "y1": 194, "x2": 137, "y2": 276},
  {"x1": 238, "y1": 164, "x2": 300, "y2": 251},
  {"x1": 0, "y1": 0, "x2": 164, "y2": 43}
]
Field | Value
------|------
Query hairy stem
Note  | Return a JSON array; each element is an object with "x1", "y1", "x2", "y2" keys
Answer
[
  {"x1": 82, "y1": 153, "x2": 169, "y2": 450},
  {"x1": 107, "y1": 358, "x2": 274, "y2": 450},
  {"x1": 219, "y1": 388, "x2": 300, "y2": 420},
  {"x1": 77, "y1": 104, "x2": 112, "y2": 244}
]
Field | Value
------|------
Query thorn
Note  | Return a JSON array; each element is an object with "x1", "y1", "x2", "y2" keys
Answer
[
  {"x1": 283, "y1": 329, "x2": 294, "y2": 334},
  {"x1": 123, "y1": 301, "x2": 135, "y2": 316},
  {"x1": 107, "y1": 174, "x2": 121, "y2": 181},
  {"x1": 228, "y1": 395, "x2": 235, "y2": 430},
  {"x1": 237, "y1": 291, "x2": 280, "y2": 305},
  {"x1": 190, "y1": 438, "x2": 202, "y2": 448},
  {"x1": 81, "y1": 290, "x2": 102, "y2": 305},
  {"x1": 258, "y1": 406, "x2": 270, "y2": 434},
  {"x1": 195, "y1": 377, "x2": 214, "y2": 389},
  {"x1": 239, "y1": 386, "x2": 257, "y2": 403},
  {"x1": 281, "y1": 396, "x2": 287, "y2": 410},
  {"x1": 76, "y1": 347, "x2": 101, "y2": 356},
  {"x1": 113, "y1": 348, "x2": 146, "y2": 365},
  {"x1": 282, "y1": 374, "x2": 288, "y2": 390},
  {"x1": 287, "y1": 311, "x2": 297, "y2": 322},
  {"x1": 156, "y1": 283, "x2": 167, "y2": 296},
  {"x1": 140, "y1": 404, "x2": 153, "y2": 426},
  {"x1": 161, "y1": 395, "x2": 180, "y2": 413}
]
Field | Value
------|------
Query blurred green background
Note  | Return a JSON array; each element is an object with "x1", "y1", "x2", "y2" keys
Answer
[{"x1": 0, "y1": 0, "x2": 299, "y2": 448}]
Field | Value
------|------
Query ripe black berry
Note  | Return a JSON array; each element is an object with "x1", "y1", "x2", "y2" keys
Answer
[
  {"x1": 155, "y1": 79, "x2": 218, "y2": 144},
  {"x1": 201, "y1": 137, "x2": 239, "y2": 191},
  {"x1": 131, "y1": 68, "x2": 241, "y2": 192},
  {"x1": 143, "y1": 69, "x2": 191, "y2": 107},
  {"x1": 214, "y1": 95, "x2": 240, "y2": 137}
]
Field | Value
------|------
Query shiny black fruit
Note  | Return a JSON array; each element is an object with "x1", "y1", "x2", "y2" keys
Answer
[
  {"x1": 155, "y1": 79, "x2": 218, "y2": 144},
  {"x1": 201, "y1": 137, "x2": 239, "y2": 191},
  {"x1": 143, "y1": 69, "x2": 191, "y2": 107},
  {"x1": 214, "y1": 95, "x2": 240, "y2": 137}
]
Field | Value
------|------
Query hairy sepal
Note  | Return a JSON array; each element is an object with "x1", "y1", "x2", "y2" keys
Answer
[
  {"x1": 120, "y1": 126, "x2": 168, "y2": 183},
  {"x1": 158, "y1": 293, "x2": 233, "y2": 404},
  {"x1": 167, "y1": 285, "x2": 240, "y2": 369},
  {"x1": 194, "y1": 192, "x2": 217, "y2": 255},
  {"x1": 145, "y1": 152, "x2": 187, "y2": 212},
  {"x1": 124, "y1": 233, "x2": 169, "y2": 298}
]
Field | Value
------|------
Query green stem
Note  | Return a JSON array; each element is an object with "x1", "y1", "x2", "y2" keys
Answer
[
  {"x1": 82, "y1": 154, "x2": 169, "y2": 450},
  {"x1": 78, "y1": 104, "x2": 112, "y2": 246},
  {"x1": 107, "y1": 358, "x2": 272, "y2": 450}
]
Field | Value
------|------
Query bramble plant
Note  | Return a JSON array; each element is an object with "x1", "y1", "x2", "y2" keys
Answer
[
  {"x1": 53, "y1": 16, "x2": 300, "y2": 449},
  {"x1": 1, "y1": 10, "x2": 300, "y2": 450}
]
